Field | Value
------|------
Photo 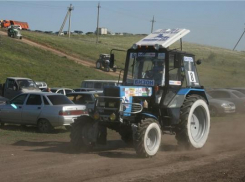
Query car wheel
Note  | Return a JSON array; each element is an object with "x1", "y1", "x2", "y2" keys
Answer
[
  {"x1": 176, "y1": 95, "x2": 210, "y2": 149},
  {"x1": 38, "y1": 119, "x2": 54, "y2": 133}
]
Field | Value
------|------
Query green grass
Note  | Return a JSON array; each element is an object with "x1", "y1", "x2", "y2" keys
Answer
[
  {"x1": 0, "y1": 125, "x2": 69, "y2": 144},
  {"x1": 20, "y1": 31, "x2": 245, "y2": 88},
  {"x1": 0, "y1": 34, "x2": 116, "y2": 88}
]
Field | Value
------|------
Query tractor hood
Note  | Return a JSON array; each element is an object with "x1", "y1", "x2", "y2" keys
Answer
[{"x1": 135, "y1": 28, "x2": 190, "y2": 48}]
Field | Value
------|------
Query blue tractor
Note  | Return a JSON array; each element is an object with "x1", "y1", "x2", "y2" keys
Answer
[{"x1": 70, "y1": 29, "x2": 211, "y2": 157}]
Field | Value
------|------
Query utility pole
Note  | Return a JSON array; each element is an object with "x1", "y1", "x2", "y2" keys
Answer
[
  {"x1": 150, "y1": 16, "x2": 156, "y2": 33},
  {"x1": 233, "y1": 24, "x2": 245, "y2": 51},
  {"x1": 96, "y1": 2, "x2": 101, "y2": 44},
  {"x1": 58, "y1": 4, "x2": 74, "y2": 38}
]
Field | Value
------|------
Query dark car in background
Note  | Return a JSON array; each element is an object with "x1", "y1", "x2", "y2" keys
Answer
[
  {"x1": 73, "y1": 88, "x2": 95, "y2": 92},
  {"x1": 228, "y1": 88, "x2": 245, "y2": 95},
  {"x1": 74, "y1": 30, "x2": 83, "y2": 34},
  {"x1": 206, "y1": 93, "x2": 235, "y2": 116},
  {"x1": 207, "y1": 89, "x2": 245, "y2": 113},
  {"x1": 66, "y1": 91, "x2": 103, "y2": 115}
]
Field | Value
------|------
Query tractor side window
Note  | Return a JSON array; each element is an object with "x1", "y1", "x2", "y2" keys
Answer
[
  {"x1": 169, "y1": 54, "x2": 181, "y2": 86},
  {"x1": 183, "y1": 56, "x2": 200, "y2": 87}
]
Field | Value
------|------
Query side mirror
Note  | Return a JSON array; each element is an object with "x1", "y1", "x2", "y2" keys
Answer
[
  {"x1": 196, "y1": 59, "x2": 202, "y2": 65},
  {"x1": 13, "y1": 86, "x2": 17, "y2": 91},
  {"x1": 109, "y1": 54, "x2": 114, "y2": 68}
]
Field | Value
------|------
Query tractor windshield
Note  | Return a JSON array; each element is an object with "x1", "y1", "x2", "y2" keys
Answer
[{"x1": 125, "y1": 52, "x2": 165, "y2": 86}]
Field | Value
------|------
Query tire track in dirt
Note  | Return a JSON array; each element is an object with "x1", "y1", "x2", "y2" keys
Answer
[{"x1": 0, "y1": 30, "x2": 120, "y2": 77}]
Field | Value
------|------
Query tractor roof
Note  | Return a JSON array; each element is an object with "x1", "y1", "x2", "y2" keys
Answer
[{"x1": 135, "y1": 28, "x2": 190, "y2": 48}]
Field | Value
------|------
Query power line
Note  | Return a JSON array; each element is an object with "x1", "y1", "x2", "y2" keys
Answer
[{"x1": 233, "y1": 25, "x2": 245, "y2": 51}]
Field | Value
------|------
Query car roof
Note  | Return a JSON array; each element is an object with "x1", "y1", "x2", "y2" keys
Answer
[
  {"x1": 67, "y1": 91, "x2": 103, "y2": 95},
  {"x1": 7, "y1": 77, "x2": 32, "y2": 80},
  {"x1": 19, "y1": 92, "x2": 62, "y2": 96},
  {"x1": 83, "y1": 80, "x2": 122, "y2": 83},
  {"x1": 208, "y1": 89, "x2": 233, "y2": 92},
  {"x1": 50, "y1": 87, "x2": 73, "y2": 90}
]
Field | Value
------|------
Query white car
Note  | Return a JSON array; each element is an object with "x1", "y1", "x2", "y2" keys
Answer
[
  {"x1": 0, "y1": 92, "x2": 88, "y2": 132},
  {"x1": 35, "y1": 81, "x2": 48, "y2": 91},
  {"x1": 50, "y1": 88, "x2": 75, "y2": 95}
]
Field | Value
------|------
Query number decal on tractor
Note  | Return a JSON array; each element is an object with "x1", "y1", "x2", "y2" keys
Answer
[{"x1": 188, "y1": 71, "x2": 196, "y2": 82}]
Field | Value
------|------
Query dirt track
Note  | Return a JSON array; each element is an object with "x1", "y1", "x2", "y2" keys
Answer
[
  {"x1": 0, "y1": 116, "x2": 245, "y2": 182},
  {"x1": 0, "y1": 31, "x2": 119, "y2": 77}
]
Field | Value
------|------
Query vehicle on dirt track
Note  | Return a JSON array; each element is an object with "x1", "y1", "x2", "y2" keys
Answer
[
  {"x1": 96, "y1": 54, "x2": 113, "y2": 72},
  {"x1": 70, "y1": 28, "x2": 211, "y2": 158},
  {"x1": 7, "y1": 25, "x2": 22, "y2": 39}
]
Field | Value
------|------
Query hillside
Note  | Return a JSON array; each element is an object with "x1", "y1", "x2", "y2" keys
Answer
[
  {"x1": 1, "y1": 30, "x2": 245, "y2": 88},
  {"x1": 0, "y1": 34, "x2": 116, "y2": 88}
]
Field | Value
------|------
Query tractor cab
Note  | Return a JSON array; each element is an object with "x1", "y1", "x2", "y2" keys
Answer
[{"x1": 71, "y1": 29, "x2": 210, "y2": 158}]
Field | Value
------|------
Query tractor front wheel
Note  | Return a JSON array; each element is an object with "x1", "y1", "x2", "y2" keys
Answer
[
  {"x1": 96, "y1": 61, "x2": 101, "y2": 69},
  {"x1": 134, "y1": 118, "x2": 161, "y2": 158},
  {"x1": 70, "y1": 116, "x2": 97, "y2": 151},
  {"x1": 176, "y1": 95, "x2": 210, "y2": 149}
]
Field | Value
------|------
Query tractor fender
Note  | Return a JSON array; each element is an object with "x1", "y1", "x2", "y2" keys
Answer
[
  {"x1": 139, "y1": 113, "x2": 158, "y2": 121},
  {"x1": 168, "y1": 88, "x2": 208, "y2": 108}
]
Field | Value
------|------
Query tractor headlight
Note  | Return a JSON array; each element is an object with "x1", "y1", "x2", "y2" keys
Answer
[
  {"x1": 99, "y1": 102, "x2": 105, "y2": 107},
  {"x1": 110, "y1": 113, "x2": 116, "y2": 121},
  {"x1": 109, "y1": 102, "x2": 116, "y2": 107},
  {"x1": 93, "y1": 112, "x2": 100, "y2": 120}
]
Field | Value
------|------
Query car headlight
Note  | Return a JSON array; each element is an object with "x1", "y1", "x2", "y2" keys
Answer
[{"x1": 221, "y1": 103, "x2": 229, "y2": 108}]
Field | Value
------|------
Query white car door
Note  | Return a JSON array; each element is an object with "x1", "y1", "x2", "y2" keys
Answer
[
  {"x1": 0, "y1": 94, "x2": 28, "y2": 124},
  {"x1": 21, "y1": 94, "x2": 43, "y2": 124}
]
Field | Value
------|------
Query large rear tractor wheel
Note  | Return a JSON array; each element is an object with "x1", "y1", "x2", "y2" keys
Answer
[
  {"x1": 133, "y1": 118, "x2": 161, "y2": 158},
  {"x1": 70, "y1": 116, "x2": 97, "y2": 151},
  {"x1": 96, "y1": 61, "x2": 101, "y2": 69},
  {"x1": 176, "y1": 95, "x2": 210, "y2": 149}
]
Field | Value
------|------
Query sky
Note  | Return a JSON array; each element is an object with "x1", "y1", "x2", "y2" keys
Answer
[{"x1": 0, "y1": 1, "x2": 245, "y2": 51}]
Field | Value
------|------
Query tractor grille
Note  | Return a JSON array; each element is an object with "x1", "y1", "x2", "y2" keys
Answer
[{"x1": 98, "y1": 87, "x2": 121, "y2": 115}]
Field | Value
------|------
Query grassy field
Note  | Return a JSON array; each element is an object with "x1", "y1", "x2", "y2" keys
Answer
[
  {"x1": 1, "y1": 29, "x2": 245, "y2": 88},
  {"x1": 0, "y1": 34, "x2": 116, "y2": 88},
  {"x1": 20, "y1": 30, "x2": 245, "y2": 88}
]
